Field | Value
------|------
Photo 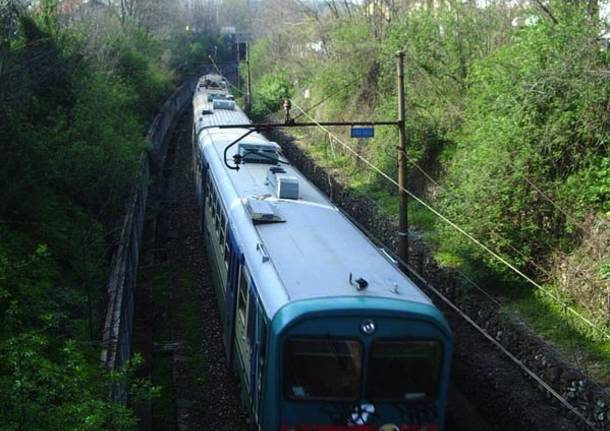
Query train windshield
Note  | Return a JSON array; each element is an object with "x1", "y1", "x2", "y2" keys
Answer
[
  {"x1": 283, "y1": 338, "x2": 362, "y2": 401},
  {"x1": 367, "y1": 340, "x2": 442, "y2": 401}
]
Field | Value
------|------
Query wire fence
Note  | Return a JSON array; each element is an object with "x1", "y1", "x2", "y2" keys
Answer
[{"x1": 100, "y1": 77, "x2": 197, "y2": 402}]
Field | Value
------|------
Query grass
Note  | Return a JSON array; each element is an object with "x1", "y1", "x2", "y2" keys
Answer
[
  {"x1": 142, "y1": 265, "x2": 208, "y2": 430},
  {"x1": 172, "y1": 269, "x2": 208, "y2": 388},
  {"x1": 151, "y1": 354, "x2": 176, "y2": 431},
  {"x1": 501, "y1": 287, "x2": 610, "y2": 386}
]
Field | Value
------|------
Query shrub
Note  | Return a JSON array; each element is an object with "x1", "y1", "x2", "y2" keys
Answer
[{"x1": 251, "y1": 69, "x2": 293, "y2": 119}]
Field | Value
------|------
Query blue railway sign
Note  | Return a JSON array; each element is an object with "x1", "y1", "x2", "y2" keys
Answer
[{"x1": 350, "y1": 126, "x2": 375, "y2": 139}]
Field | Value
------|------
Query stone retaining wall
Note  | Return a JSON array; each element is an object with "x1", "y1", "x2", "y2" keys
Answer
[{"x1": 101, "y1": 78, "x2": 196, "y2": 401}]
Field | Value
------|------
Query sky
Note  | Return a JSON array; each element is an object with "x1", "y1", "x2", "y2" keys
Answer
[{"x1": 318, "y1": 0, "x2": 610, "y2": 23}]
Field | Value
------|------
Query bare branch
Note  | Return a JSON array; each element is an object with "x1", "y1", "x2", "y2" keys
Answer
[{"x1": 533, "y1": 0, "x2": 558, "y2": 24}]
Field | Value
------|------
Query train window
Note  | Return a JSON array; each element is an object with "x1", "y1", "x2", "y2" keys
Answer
[
  {"x1": 246, "y1": 294, "x2": 256, "y2": 343},
  {"x1": 205, "y1": 173, "x2": 211, "y2": 201},
  {"x1": 283, "y1": 338, "x2": 362, "y2": 401},
  {"x1": 219, "y1": 211, "x2": 226, "y2": 246},
  {"x1": 223, "y1": 231, "x2": 230, "y2": 267},
  {"x1": 367, "y1": 340, "x2": 442, "y2": 401},
  {"x1": 214, "y1": 198, "x2": 220, "y2": 232},
  {"x1": 237, "y1": 266, "x2": 250, "y2": 330}
]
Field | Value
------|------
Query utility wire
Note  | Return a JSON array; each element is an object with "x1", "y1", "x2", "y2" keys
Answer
[
  {"x1": 337, "y1": 208, "x2": 598, "y2": 431},
  {"x1": 522, "y1": 175, "x2": 591, "y2": 236},
  {"x1": 389, "y1": 157, "x2": 504, "y2": 305},
  {"x1": 207, "y1": 55, "x2": 242, "y2": 94},
  {"x1": 235, "y1": 58, "x2": 601, "y2": 332},
  {"x1": 410, "y1": 152, "x2": 591, "y2": 277},
  {"x1": 409, "y1": 157, "x2": 554, "y2": 278},
  {"x1": 291, "y1": 99, "x2": 609, "y2": 341},
  {"x1": 293, "y1": 73, "x2": 366, "y2": 121}
]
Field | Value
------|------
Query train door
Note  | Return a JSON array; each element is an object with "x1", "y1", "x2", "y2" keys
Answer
[
  {"x1": 203, "y1": 169, "x2": 213, "y2": 237},
  {"x1": 253, "y1": 307, "x2": 267, "y2": 428},
  {"x1": 235, "y1": 264, "x2": 253, "y2": 384},
  {"x1": 223, "y1": 229, "x2": 241, "y2": 364},
  {"x1": 196, "y1": 156, "x2": 207, "y2": 231}
]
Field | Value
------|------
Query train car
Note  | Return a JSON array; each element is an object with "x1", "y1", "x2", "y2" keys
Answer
[{"x1": 192, "y1": 74, "x2": 453, "y2": 431}]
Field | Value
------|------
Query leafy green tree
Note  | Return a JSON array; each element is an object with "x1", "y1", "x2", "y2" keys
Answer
[
  {"x1": 251, "y1": 69, "x2": 293, "y2": 119},
  {"x1": 0, "y1": 2, "x2": 215, "y2": 427},
  {"x1": 438, "y1": 5, "x2": 610, "y2": 280}
]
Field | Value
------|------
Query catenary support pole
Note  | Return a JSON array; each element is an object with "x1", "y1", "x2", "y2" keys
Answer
[
  {"x1": 236, "y1": 42, "x2": 241, "y2": 90},
  {"x1": 245, "y1": 42, "x2": 252, "y2": 114},
  {"x1": 396, "y1": 50, "x2": 409, "y2": 267}
]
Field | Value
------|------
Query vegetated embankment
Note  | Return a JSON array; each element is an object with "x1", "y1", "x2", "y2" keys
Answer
[
  {"x1": 132, "y1": 107, "x2": 249, "y2": 431},
  {"x1": 272, "y1": 130, "x2": 609, "y2": 431}
]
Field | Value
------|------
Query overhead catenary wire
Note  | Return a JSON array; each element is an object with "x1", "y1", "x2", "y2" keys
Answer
[
  {"x1": 212, "y1": 65, "x2": 605, "y2": 337},
  {"x1": 208, "y1": 54, "x2": 242, "y2": 94},
  {"x1": 409, "y1": 151, "x2": 594, "y2": 278},
  {"x1": 392, "y1": 157, "x2": 504, "y2": 306},
  {"x1": 522, "y1": 175, "x2": 591, "y2": 236},
  {"x1": 291, "y1": 99, "x2": 610, "y2": 342},
  {"x1": 408, "y1": 157, "x2": 554, "y2": 279},
  {"x1": 292, "y1": 73, "x2": 366, "y2": 121},
  {"x1": 337, "y1": 208, "x2": 599, "y2": 431}
]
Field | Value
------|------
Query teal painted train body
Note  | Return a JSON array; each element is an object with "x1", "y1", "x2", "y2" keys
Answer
[{"x1": 192, "y1": 75, "x2": 452, "y2": 431}]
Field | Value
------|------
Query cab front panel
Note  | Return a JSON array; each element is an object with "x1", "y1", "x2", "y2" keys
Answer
[{"x1": 261, "y1": 298, "x2": 452, "y2": 431}]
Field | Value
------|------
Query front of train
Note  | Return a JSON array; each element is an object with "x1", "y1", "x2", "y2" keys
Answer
[{"x1": 264, "y1": 297, "x2": 452, "y2": 431}]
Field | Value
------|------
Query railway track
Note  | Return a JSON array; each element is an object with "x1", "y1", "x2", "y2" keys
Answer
[
  {"x1": 273, "y1": 130, "x2": 597, "y2": 431},
  {"x1": 132, "y1": 106, "x2": 591, "y2": 431},
  {"x1": 134, "y1": 108, "x2": 248, "y2": 431}
]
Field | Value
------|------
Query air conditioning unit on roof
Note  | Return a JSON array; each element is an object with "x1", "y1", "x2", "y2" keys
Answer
[
  {"x1": 238, "y1": 143, "x2": 279, "y2": 164},
  {"x1": 266, "y1": 167, "x2": 299, "y2": 199},
  {"x1": 212, "y1": 99, "x2": 235, "y2": 110}
]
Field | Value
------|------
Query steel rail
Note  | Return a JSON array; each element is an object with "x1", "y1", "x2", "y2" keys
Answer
[{"x1": 337, "y1": 208, "x2": 600, "y2": 431}]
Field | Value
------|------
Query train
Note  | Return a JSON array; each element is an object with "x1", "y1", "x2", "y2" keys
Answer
[{"x1": 191, "y1": 74, "x2": 453, "y2": 431}]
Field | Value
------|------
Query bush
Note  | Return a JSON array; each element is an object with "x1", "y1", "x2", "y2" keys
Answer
[
  {"x1": 0, "y1": 4, "x2": 207, "y2": 428},
  {"x1": 251, "y1": 69, "x2": 293, "y2": 119},
  {"x1": 437, "y1": 8, "x2": 610, "y2": 279}
]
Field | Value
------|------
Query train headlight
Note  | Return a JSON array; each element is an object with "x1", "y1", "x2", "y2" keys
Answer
[{"x1": 361, "y1": 319, "x2": 376, "y2": 335}]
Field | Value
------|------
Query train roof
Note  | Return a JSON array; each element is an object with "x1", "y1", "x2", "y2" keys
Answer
[{"x1": 194, "y1": 78, "x2": 433, "y2": 318}]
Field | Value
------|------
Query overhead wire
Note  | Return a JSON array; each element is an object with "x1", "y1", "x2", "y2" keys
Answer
[
  {"x1": 291, "y1": 99, "x2": 610, "y2": 342},
  {"x1": 292, "y1": 73, "x2": 366, "y2": 121},
  {"x1": 208, "y1": 54, "x2": 242, "y2": 94},
  {"x1": 210, "y1": 59, "x2": 603, "y2": 336},
  {"x1": 393, "y1": 156, "x2": 504, "y2": 306},
  {"x1": 221, "y1": 58, "x2": 602, "y2": 334},
  {"x1": 522, "y1": 175, "x2": 591, "y2": 236},
  {"x1": 337, "y1": 208, "x2": 599, "y2": 430},
  {"x1": 409, "y1": 157, "x2": 554, "y2": 279},
  {"x1": 410, "y1": 151, "x2": 593, "y2": 279}
]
